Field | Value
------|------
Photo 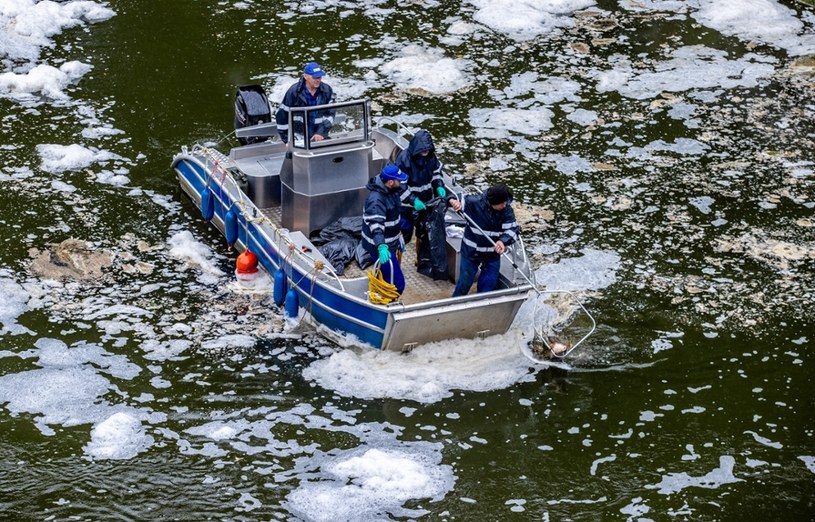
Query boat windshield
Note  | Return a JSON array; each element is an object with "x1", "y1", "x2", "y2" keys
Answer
[{"x1": 289, "y1": 99, "x2": 370, "y2": 151}]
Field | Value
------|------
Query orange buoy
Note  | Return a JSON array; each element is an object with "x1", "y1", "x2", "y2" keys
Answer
[{"x1": 236, "y1": 250, "x2": 259, "y2": 274}]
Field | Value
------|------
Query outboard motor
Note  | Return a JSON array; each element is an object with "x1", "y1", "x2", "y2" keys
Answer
[{"x1": 234, "y1": 84, "x2": 272, "y2": 145}]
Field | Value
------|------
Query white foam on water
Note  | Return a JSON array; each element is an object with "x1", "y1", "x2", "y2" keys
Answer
[
  {"x1": 744, "y1": 430, "x2": 783, "y2": 449},
  {"x1": 646, "y1": 455, "x2": 743, "y2": 495},
  {"x1": 469, "y1": 106, "x2": 555, "y2": 138},
  {"x1": 533, "y1": 248, "x2": 620, "y2": 292},
  {"x1": 285, "y1": 445, "x2": 455, "y2": 522},
  {"x1": 496, "y1": 74, "x2": 582, "y2": 105},
  {"x1": 0, "y1": 165, "x2": 34, "y2": 181},
  {"x1": 200, "y1": 334, "x2": 257, "y2": 351},
  {"x1": 0, "y1": 337, "x2": 161, "y2": 449},
  {"x1": 619, "y1": 497, "x2": 651, "y2": 518},
  {"x1": 0, "y1": 359, "x2": 158, "y2": 442},
  {"x1": 0, "y1": 61, "x2": 92, "y2": 100},
  {"x1": 590, "y1": 454, "x2": 617, "y2": 476},
  {"x1": 302, "y1": 331, "x2": 535, "y2": 404},
  {"x1": 689, "y1": 196, "x2": 715, "y2": 215},
  {"x1": 36, "y1": 143, "x2": 125, "y2": 174},
  {"x1": 0, "y1": 367, "x2": 108, "y2": 435},
  {"x1": 620, "y1": 0, "x2": 815, "y2": 56},
  {"x1": 0, "y1": 269, "x2": 34, "y2": 335},
  {"x1": 36, "y1": 337, "x2": 140, "y2": 380},
  {"x1": 167, "y1": 230, "x2": 227, "y2": 283},
  {"x1": 566, "y1": 108, "x2": 600, "y2": 126},
  {"x1": 380, "y1": 45, "x2": 471, "y2": 95},
  {"x1": 95, "y1": 169, "x2": 130, "y2": 186},
  {"x1": 692, "y1": 0, "x2": 815, "y2": 57},
  {"x1": 263, "y1": 44, "x2": 468, "y2": 103},
  {"x1": 51, "y1": 179, "x2": 77, "y2": 192},
  {"x1": 466, "y1": 0, "x2": 597, "y2": 41},
  {"x1": 0, "y1": 0, "x2": 115, "y2": 67},
  {"x1": 594, "y1": 46, "x2": 776, "y2": 101},
  {"x1": 84, "y1": 411, "x2": 154, "y2": 460},
  {"x1": 544, "y1": 153, "x2": 595, "y2": 176}
]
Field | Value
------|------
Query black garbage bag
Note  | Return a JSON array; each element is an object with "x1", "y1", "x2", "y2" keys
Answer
[
  {"x1": 318, "y1": 237, "x2": 358, "y2": 275},
  {"x1": 356, "y1": 241, "x2": 374, "y2": 270},
  {"x1": 416, "y1": 198, "x2": 449, "y2": 281},
  {"x1": 312, "y1": 216, "x2": 364, "y2": 245}
]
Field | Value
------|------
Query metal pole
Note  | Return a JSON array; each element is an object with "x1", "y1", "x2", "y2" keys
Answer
[
  {"x1": 456, "y1": 210, "x2": 539, "y2": 294},
  {"x1": 457, "y1": 209, "x2": 596, "y2": 358}
]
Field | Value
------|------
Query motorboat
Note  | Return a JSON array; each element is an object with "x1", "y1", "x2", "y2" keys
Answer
[{"x1": 171, "y1": 86, "x2": 537, "y2": 351}]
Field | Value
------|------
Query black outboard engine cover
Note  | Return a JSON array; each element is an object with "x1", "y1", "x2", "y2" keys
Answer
[{"x1": 234, "y1": 84, "x2": 272, "y2": 145}]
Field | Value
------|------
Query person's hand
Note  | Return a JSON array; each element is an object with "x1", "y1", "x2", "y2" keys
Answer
[
  {"x1": 413, "y1": 199, "x2": 427, "y2": 211},
  {"x1": 449, "y1": 199, "x2": 461, "y2": 212},
  {"x1": 377, "y1": 244, "x2": 391, "y2": 265},
  {"x1": 436, "y1": 187, "x2": 446, "y2": 198},
  {"x1": 311, "y1": 133, "x2": 325, "y2": 142},
  {"x1": 494, "y1": 240, "x2": 506, "y2": 255}
]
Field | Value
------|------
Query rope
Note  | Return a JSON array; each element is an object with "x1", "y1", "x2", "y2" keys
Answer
[
  {"x1": 367, "y1": 267, "x2": 400, "y2": 304},
  {"x1": 192, "y1": 145, "x2": 349, "y2": 302}
]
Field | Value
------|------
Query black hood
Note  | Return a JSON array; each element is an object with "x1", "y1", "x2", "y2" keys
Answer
[{"x1": 406, "y1": 129, "x2": 435, "y2": 157}]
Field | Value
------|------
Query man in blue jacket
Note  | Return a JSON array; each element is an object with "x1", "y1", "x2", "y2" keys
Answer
[
  {"x1": 452, "y1": 184, "x2": 519, "y2": 297},
  {"x1": 362, "y1": 165, "x2": 408, "y2": 295},
  {"x1": 275, "y1": 62, "x2": 334, "y2": 143}
]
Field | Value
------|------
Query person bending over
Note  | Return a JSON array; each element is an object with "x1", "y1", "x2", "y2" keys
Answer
[{"x1": 452, "y1": 184, "x2": 518, "y2": 297}]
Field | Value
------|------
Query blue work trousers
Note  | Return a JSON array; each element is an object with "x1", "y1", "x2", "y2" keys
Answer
[{"x1": 452, "y1": 254, "x2": 500, "y2": 297}]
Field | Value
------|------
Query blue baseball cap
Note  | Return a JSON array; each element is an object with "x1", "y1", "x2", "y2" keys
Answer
[
  {"x1": 303, "y1": 62, "x2": 325, "y2": 78},
  {"x1": 380, "y1": 164, "x2": 407, "y2": 182}
]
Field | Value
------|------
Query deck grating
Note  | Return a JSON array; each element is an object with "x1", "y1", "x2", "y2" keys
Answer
[{"x1": 260, "y1": 206, "x2": 456, "y2": 304}]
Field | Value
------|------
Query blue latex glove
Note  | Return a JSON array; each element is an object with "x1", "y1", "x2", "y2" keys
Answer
[
  {"x1": 436, "y1": 186, "x2": 447, "y2": 198},
  {"x1": 377, "y1": 244, "x2": 391, "y2": 265},
  {"x1": 413, "y1": 199, "x2": 427, "y2": 211}
]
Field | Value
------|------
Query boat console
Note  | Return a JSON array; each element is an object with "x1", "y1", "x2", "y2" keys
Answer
[{"x1": 231, "y1": 97, "x2": 380, "y2": 237}]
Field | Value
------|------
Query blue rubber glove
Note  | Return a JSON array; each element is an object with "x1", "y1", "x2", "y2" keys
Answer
[
  {"x1": 436, "y1": 186, "x2": 446, "y2": 198},
  {"x1": 413, "y1": 199, "x2": 427, "y2": 211},
  {"x1": 377, "y1": 244, "x2": 391, "y2": 265}
]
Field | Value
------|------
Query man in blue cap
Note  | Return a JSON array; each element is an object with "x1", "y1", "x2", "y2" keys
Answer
[
  {"x1": 361, "y1": 165, "x2": 408, "y2": 296},
  {"x1": 275, "y1": 62, "x2": 335, "y2": 144}
]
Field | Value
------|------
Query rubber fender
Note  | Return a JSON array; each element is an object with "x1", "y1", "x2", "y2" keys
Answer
[
  {"x1": 273, "y1": 268, "x2": 287, "y2": 306},
  {"x1": 200, "y1": 188, "x2": 214, "y2": 221},
  {"x1": 284, "y1": 288, "x2": 299, "y2": 319},
  {"x1": 225, "y1": 209, "x2": 238, "y2": 247},
  {"x1": 236, "y1": 250, "x2": 259, "y2": 274}
]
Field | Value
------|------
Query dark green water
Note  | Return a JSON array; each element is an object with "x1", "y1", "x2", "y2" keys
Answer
[{"x1": 1, "y1": 0, "x2": 814, "y2": 520}]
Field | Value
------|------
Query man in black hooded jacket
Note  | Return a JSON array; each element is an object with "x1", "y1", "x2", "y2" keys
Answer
[{"x1": 395, "y1": 130, "x2": 459, "y2": 243}]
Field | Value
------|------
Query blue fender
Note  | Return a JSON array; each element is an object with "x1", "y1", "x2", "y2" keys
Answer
[
  {"x1": 284, "y1": 288, "x2": 299, "y2": 319},
  {"x1": 200, "y1": 188, "x2": 214, "y2": 221},
  {"x1": 273, "y1": 268, "x2": 287, "y2": 306},
  {"x1": 225, "y1": 209, "x2": 238, "y2": 248}
]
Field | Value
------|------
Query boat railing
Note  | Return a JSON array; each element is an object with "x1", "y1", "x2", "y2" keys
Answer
[
  {"x1": 191, "y1": 144, "x2": 353, "y2": 292},
  {"x1": 374, "y1": 116, "x2": 416, "y2": 141}
]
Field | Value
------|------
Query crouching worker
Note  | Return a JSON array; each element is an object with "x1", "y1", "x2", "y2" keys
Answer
[
  {"x1": 452, "y1": 184, "x2": 519, "y2": 297},
  {"x1": 362, "y1": 165, "x2": 407, "y2": 297}
]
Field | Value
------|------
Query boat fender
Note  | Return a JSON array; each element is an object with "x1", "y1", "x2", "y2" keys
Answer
[
  {"x1": 236, "y1": 250, "x2": 258, "y2": 274},
  {"x1": 284, "y1": 288, "x2": 299, "y2": 318},
  {"x1": 273, "y1": 268, "x2": 287, "y2": 306},
  {"x1": 225, "y1": 209, "x2": 239, "y2": 248},
  {"x1": 200, "y1": 188, "x2": 214, "y2": 221}
]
